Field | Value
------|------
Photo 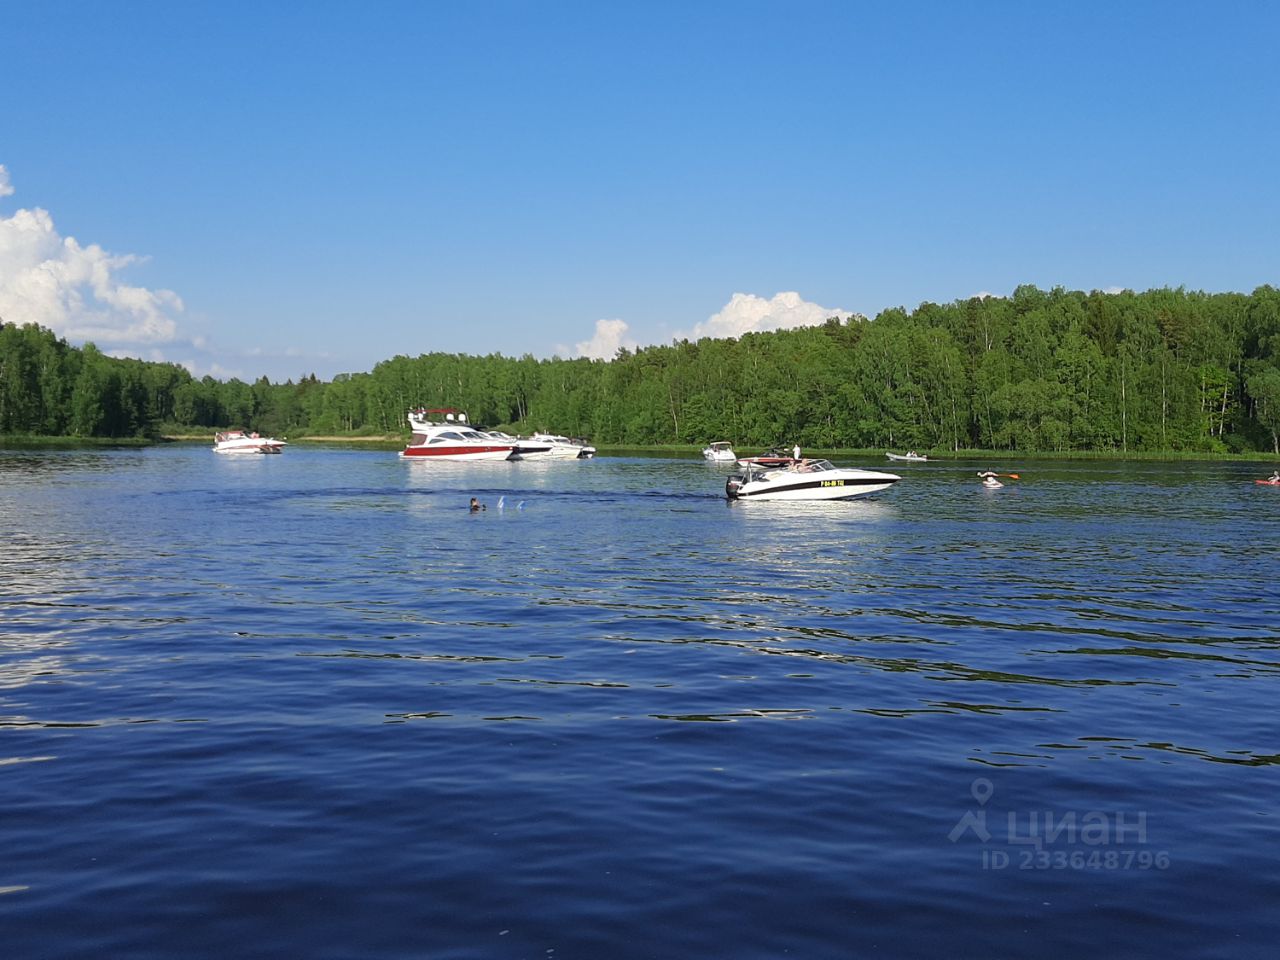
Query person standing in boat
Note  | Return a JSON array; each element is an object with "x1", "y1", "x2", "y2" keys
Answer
[{"x1": 793, "y1": 444, "x2": 801, "y2": 461}]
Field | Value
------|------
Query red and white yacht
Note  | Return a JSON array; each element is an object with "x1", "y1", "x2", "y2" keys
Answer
[{"x1": 400, "y1": 409, "x2": 517, "y2": 461}]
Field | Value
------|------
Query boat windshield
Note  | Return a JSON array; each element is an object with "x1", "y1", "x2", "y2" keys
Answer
[{"x1": 795, "y1": 459, "x2": 835, "y2": 472}]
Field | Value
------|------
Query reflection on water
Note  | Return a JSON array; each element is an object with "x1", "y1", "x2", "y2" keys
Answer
[{"x1": 1, "y1": 447, "x2": 1279, "y2": 958}]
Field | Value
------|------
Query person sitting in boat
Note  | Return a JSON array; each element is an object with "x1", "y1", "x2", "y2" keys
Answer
[
  {"x1": 1271, "y1": 471, "x2": 1280, "y2": 482},
  {"x1": 977, "y1": 470, "x2": 998, "y2": 478},
  {"x1": 469, "y1": 497, "x2": 485, "y2": 512}
]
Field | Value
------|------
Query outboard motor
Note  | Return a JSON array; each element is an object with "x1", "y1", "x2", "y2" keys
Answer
[{"x1": 725, "y1": 474, "x2": 743, "y2": 499}]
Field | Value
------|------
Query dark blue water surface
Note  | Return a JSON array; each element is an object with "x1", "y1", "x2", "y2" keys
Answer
[{"x1": 2, "y1": 446, "x2": 1278, "y2": 959}]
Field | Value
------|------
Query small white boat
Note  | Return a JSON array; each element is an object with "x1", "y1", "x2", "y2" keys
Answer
[
  {"x1": 401, "y1": 409, "x2": 517, "y2": 461},
  {"x1": 702, "y1": 441, "x2": 737, "y2": 462},
  {"x1": 982, "y1": 476, "x2": 1003, "y2": 489},
  {"x1": 886, "y1": 451, "x2": 928, "y2": 462},
  {"x1": 213, "y1": 430, "x2": 286, "y2": 454},
  {"x1": 725, "y1": 459, "x2": 900, "y2": 501}
]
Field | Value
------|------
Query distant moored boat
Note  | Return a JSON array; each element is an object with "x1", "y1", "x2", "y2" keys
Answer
[{"x1": 213, "y1": 430, "x2": 286, "y2": 454}]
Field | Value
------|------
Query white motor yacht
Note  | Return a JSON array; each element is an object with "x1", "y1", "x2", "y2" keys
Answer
[
  {"x1": 522, "y1": 433, "x2": 595, "y2": 459},
  {"x1": 400, "y1": 409, "x2": 517, "y2": 461},
  {"x1": 725, "y1": 459, "x2": 900, "y2": 501},
  {"x1": 702, "y1": 441, "x2": 737, "y2": 462},
  {"x1": 480, "y1": 430, "x2": 554, "y2": 460},
  {"x1": 213, "y1": 430, "x2": 286, "y2": 454}
]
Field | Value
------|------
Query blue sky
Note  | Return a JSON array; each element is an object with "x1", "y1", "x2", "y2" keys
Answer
[{"x1": 2, "y1": 1, "x2": 1277, "y2": 382}]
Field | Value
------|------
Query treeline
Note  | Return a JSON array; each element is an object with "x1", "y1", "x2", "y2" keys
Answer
[
  {"x1": 3, "y1": 284, "x2": 1280, "y2": 452},
  {"x1": 0, "y1": 322, "x2": 317, "y2": 439}
]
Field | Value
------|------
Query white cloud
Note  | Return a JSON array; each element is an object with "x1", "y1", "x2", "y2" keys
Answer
[
  {"x1": 562, "y1": 318, "x2": 639, "y2": 360},
  {"x1": 557, "y1": 293, "x2": 855, "y2": 362},
  {"x1": 0, "y1": 164, "x2": 182, "y2": 346},
  {"x1": 677, "y1": 291, "x2": 852, "y2": 342}
]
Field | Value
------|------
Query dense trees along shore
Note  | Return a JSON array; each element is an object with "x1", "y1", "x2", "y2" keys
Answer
[{"x1": 3, "y1": 284, "x2": 1280, "y2": 453}]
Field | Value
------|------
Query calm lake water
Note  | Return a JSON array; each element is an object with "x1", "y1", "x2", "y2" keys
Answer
[{"x1": 2, "y1": 445, "x2": 1278, "y2": 959}]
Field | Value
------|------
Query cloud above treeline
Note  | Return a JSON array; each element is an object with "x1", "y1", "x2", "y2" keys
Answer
[
  {"x1": 0, "y1": 164, "x2": 184, "y2": 347},
  {"x1": 676, "y1": 291, "x2": 852, "y2": 341},
  {"x1": 566, "y1": 318, "x2": 640, "y2": 361},
  {"x1": 562, "y1": 291, "x2": 854, "y2": 360}
]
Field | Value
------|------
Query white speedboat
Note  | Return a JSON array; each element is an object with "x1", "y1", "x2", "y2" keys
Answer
[
  {"x1": 725, "y1": 459, "x2": 900, "y2": 501},
  {"x1": 522, "y1": 433, "x2": 595, "y2": 459},
  {"x1": 213, "y1": 430, "x2": 286, "y2": 454},
  {"x1": 702, "y1": 441, "x2": 737, "y2": 462},
  {"x1": 401, "y1": 409, "x2": 517, "y2": 461},
  {"x1": 886, "y1": 451, "x2": 928, "y2": 462}
]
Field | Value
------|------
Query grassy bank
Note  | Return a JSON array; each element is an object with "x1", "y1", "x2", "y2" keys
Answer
[
  {"x1": 159, "y1": 432, "x2": 402, "y2": 443},
  {"x1": 0, "y1": 434, "x2": 153, "y2": 448}
]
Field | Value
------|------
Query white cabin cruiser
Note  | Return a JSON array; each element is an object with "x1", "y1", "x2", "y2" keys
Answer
[
  {"x1": 213, "y1": 430, "x2": 286, "y2": 454},
  {"x1": 726, "y1": 459, "x2": 900, "y2": 501},
  {"x1": 702, "y1": 441, "x2": 737, "y2": 462},
  {"x1": 401, "y1": 409, "x2": 517, "y2": 461},
  {"x1": 481, "y1": 430, "x2": 554, "y2": 460},
  {"x1": 523, "y1": 433, "x2": 595, "y2": 459}
]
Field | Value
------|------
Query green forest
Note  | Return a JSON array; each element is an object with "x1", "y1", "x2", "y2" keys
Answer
[{"x1": 3, "y1": 284, "x2": 1280, "y2": 453}]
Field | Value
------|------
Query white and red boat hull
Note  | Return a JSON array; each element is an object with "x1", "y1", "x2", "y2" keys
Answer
[{"x1": 400, "y1": 445, "x2": 515, "y2": 461}]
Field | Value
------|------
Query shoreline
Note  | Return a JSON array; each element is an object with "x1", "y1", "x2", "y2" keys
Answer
[
  {"x1": 0, "y1": 435, "x2": 1275, "y2": 462},
  {"x1": 159, "y1": 434, "x2": 402, "y2": 443}
]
